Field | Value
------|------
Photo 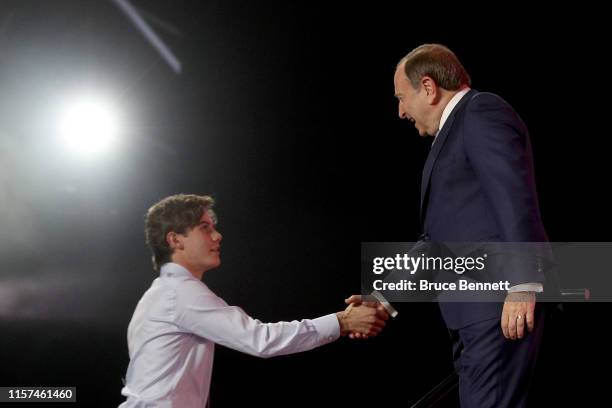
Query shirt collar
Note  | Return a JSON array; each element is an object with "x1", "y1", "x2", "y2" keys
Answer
[
  {"x1": 160, "y1": 262, "x2": 196, "y2": 279},
  {"x1": 435, "y1": 87, "x2": 471, "y2": 138}
]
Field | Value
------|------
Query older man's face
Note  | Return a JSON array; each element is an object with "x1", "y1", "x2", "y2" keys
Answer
[{"x1": 394, "y1": 64, "x2": 431, "y2": 137}]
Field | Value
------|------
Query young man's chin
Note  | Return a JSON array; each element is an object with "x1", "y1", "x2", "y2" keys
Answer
[{"x1": 204, "y1": 259, "x2": 221, "y2": 272}]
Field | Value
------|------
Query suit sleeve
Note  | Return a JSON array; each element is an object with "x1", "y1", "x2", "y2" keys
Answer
[{"x1": 463, "y1": 93, "x2": 546, "y2": 285}]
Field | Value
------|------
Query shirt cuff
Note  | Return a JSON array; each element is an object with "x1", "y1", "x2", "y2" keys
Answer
[
  {"x1": 508, "y1": 283, "x2": 543, "y2": 293},
  {"x1": 312, "y1": 314, "x2": 341, "y2": 343},
  {"x1": 371, "y1": 291, "x2": 399, "y2": 318}
]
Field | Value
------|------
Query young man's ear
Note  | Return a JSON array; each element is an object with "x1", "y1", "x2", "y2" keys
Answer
[{"x1": 166, "y1": 231, "x2": 184, "y2": 251}]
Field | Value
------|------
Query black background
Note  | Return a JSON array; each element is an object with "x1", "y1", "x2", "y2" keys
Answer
[{"x1": 0, "y1": 1, "x2": 609, "y2": 406}]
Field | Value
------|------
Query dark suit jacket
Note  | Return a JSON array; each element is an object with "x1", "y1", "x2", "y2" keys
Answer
[{"x1": 421, "y1": 89, "x2": 548, "y2": 329}]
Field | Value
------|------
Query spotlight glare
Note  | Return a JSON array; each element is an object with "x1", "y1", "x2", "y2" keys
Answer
[{"x1": 58, "y1": 97, "x2": 118, "y2": 156}]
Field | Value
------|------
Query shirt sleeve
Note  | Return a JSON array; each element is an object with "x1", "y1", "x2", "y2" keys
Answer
[{"x1": 174, "y1": 280, "x2": 340, "y2": 358}]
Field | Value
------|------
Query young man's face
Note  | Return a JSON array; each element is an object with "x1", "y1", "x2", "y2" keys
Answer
[{"x1": 176, "y1": 210, "x2": 222, "y2": 274}]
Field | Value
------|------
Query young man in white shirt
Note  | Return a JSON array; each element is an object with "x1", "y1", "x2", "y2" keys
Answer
[{"x1": 119, "y1": 194, "x2": 387, "y2": 407}]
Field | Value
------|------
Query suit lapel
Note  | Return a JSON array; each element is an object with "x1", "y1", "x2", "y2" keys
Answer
[{"x1": 420, "y1": 89, "x2": 478, "y2": 221}]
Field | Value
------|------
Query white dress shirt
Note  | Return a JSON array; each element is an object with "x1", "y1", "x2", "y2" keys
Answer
[
  {"x1": 433, "y1": 87, "x2": 471, "y2": 144},
  {"x1": 119, "y1": 262, "x2": 340, "y2": 407}
]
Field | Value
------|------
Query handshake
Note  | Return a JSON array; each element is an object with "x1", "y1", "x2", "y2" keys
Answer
[{"x1": 336, "y1": 295, "x2": 390, "y2": 339}]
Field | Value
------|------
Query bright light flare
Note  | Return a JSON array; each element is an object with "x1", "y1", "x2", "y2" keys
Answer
[{"x1": 58, "y1": 97, "x2": 119, "y2": 156}]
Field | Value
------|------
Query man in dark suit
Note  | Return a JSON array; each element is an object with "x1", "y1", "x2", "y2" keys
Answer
[{"x1": 351, "y1": 44, "x2": 548, "y2": 407}]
